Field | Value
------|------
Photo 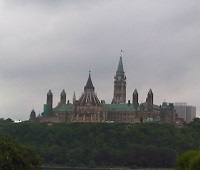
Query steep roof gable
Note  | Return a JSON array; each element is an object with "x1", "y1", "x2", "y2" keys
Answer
[
  {"x1": 116, "y1": 57, "x2": 124, "y2": 74},
  {"x1": 84, "y1": 72, "x2": 95, "y2": 92}
]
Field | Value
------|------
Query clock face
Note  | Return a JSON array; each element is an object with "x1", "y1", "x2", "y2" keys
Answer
[{"x1": 118, "y1": 76, "x2": 121, "y2": 80}]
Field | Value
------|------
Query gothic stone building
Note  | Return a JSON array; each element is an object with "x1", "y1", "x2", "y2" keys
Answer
[{"x1": 39, "y1": 57, "x2": 177, "y2": 123}]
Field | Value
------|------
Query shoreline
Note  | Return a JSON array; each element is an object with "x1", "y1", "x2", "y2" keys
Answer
[{"x1": 41, "y1": 166, "x2": 173, "y2": 170}]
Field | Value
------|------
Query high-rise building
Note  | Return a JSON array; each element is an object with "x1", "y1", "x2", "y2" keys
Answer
[{"x1": 173, "y1": 103, "x2": 196, "y2": 123}]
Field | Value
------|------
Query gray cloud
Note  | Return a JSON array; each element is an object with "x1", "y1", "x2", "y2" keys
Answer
[{"x1": 0, "y1": 0, "x2": 200, "y2": 120}]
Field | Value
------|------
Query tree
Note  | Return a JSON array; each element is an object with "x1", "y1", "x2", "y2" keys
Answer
[
  {"x1": 175, "y1": 150, "x2": 200, "y2": 170},
  {"x1": 0, "y1": 135, "x2": 41, "y2": 170},
  {"x1": 0, "y1": 122, "x2": 199, "y2": 168},
  {"x1": 0, "y1": 118, "x2": 13, "y2": 123}
]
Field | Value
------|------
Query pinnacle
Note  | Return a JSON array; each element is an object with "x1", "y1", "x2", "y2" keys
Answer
[
  {"x1": 116, "y1": 57, "x2": 124, "y2": 74},
  {"x1": 47, "y1": 89, "x2": 53, "y2": 95},
  {"x1": 134, "y1": 89, "x2": 138, "y2": 94},
  {"x1": 84, "y1": 72, "x2": 95, "y2": 92},
  {"x1": 61, "y1": 89, "x2": 66, "y2": 95}
]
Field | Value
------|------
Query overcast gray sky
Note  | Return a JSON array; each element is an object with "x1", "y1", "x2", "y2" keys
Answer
[{"x1": 0, "y1": 0, "x2": 200, "y2": 120}]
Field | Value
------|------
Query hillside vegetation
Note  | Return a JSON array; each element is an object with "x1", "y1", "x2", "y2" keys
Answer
[{"x1": 0, "y1": 118, "x2": 200, "y2": 168}]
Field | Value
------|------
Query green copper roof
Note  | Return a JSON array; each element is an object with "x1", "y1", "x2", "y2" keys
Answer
[
  {"x1": 42, "y1": 104, "x2": 51, "y2": 117},
  {"x1": 139, "y1": 102, "x2": 160, "y2": 111},
  {"x1": 103, "y1": 102, "x2": 161, "y2": 112},
  {"x1": 116, "y1": 57, "x2": 124, "y2": 74},
  {"x1": 102, "y1": 103, "x2": 136, "y2": 111},
  {"x1": 53, "y1": 103, "x2": 73, "y2": 111}
]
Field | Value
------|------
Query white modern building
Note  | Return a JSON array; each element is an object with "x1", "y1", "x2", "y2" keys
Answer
[{"x1": 173, "y1": 102, "x2": 196, "y2": 123}]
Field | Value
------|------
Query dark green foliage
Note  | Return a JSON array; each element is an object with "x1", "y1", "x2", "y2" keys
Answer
[
  {"x1": 0, "y1": 121, "x2": 200, "y2": 168},
  {"x1": 175, "y1": 150, "x2": 200, "y2": 170},
  {"x1": 0, "y1": 135, "x2": 41, "y2": 169},
  {"x1": 189, "y1": 152, "x2": 200, "y2": 170},
  {"x1": 0, "y1": 118, "x2": 13, "y2": 123},
  {"x1": 188, "y1": 118, "x2": 200, "y2": 131}
]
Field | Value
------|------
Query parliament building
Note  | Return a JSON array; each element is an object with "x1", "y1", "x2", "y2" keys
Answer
[{"x1": 31, "y1": 57, "x2": 177, "y2": 123}]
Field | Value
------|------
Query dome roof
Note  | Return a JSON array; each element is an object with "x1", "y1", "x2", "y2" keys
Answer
[{"x1": 77, "y1": 73, "x2": 100, "y2": 106}]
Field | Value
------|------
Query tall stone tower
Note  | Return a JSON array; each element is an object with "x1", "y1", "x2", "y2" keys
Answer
[
  {"x1": 47, "y1": 89, "x2": 53, "y2": 110},
  {"x1": 112, "y1": 56, "x2": 126, "y2": 104},
  {"x1": 60, "y1": 89, "x2": 66, "y2": 105},
  {"x1": 73, "y1": 91, "x2": 76, "y2": 104},
  {"x1": 147, "y1": 89, "x2": 153, "y2": 105},
  {"x1": 133, "y1": 89, "x2": 139, "y2": 109},
  {"x1": 146, "y1": 89, "x2": 153, "y2": 111}
]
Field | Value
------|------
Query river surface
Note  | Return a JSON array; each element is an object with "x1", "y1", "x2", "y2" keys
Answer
[{"x1": 42, "y1": 167, "x2": 172, "y2": 170}]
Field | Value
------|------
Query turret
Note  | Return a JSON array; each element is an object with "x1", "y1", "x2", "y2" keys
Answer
[
  {"x1": 73, "y1": 91, "x2": 76, "y2": 104},
  {"x1": 133, "y1": 89, "x2": 139, "y2": 109},
  {"x1": 147, "y1": 89, "x2": 153, "y2": 111},
  {"x1": 47, "y1": 89, "x2": 53, "y2": 110},
  {"x1": 147, "y1": 89, "x2": 153, "y2": 105},
  {"x1": 29, "y1": 109, "x2": 36, "y2": 122},
  {"x1": 60, "y1": 89, "x2": 66, "y2": 105}
]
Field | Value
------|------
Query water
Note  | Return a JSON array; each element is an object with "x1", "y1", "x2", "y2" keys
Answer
[{"x1": 42, "y1": 167, "x2": 173, "y2": 170}]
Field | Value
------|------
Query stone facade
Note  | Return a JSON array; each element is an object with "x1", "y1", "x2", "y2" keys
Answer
[
  {"x1": 35, "y1": 57, "x2": 177, "y2": 124},
  {"x1": 112, "y1": 57, "x2": 126, "y2": 104},
  {"x1": 72, "y1": 73, "x2": 105, "y2": 122}
]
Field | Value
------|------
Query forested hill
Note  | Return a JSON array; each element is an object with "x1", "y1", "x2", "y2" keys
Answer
[{"x1": 0, "y1": 120, "x2": 200, "y2": 168}]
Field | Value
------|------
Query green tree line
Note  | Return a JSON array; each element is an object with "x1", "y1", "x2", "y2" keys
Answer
[
  {"x1": 175, "y1": 150, "x2": 200, "y2": 170},
  {"x1": 0, "y1": 134, "x2": 41, "y2": 169},
  {"x1": 0, "y1": 118, "x2": 200, "y2": 168}
]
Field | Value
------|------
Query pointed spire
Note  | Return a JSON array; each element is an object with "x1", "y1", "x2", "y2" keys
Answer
[
  {"x1": 111, "y1": 97, "x2": 116, "y2": 104},
  {"x1": 133, "y1": 89, "x2": 138, "y2": 94},
  {"x1": 73, "y1": 91, "x2": 76, "y2": 100},
  {"x1": 116, "y1": 57, "x2": 124, "y2": 74},
  {"x1": 47, "y1": 89, "x2": 53, "y2": 95},
  {"x1": 73, "y1": 91, "x2": 76, "y2": 104},
  {"x1": 148, "y1": 89, "x2": 153, "y2": 94},
  {"x1": 133, "y1": 89, "x2": 139, "y2": 109},
  {"x1": 60, "y1": 89, "x2": 66, "y2": 104},
  {"x1": 84, "y1": 71, "x2": 95, "y2": 92},
  {"x1": 61, "y1": 89, "x2": 66, "y2": 95},
  {"x1": 30, "y1": 109, "x2": 36, "y2": 121},
  {"x1": 147, "y1": 89, "x2": 153, "y2": 109},
  {"x1": 47, "y1": 89, "x2": 53, "y2": 109}
]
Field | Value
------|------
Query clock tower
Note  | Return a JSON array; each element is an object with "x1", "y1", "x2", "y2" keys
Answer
[{"x1": 112, "y1": 56, "x2": 126, "y2": 104}]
